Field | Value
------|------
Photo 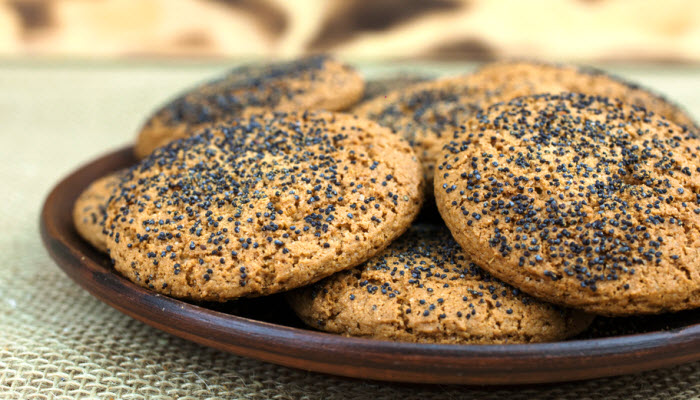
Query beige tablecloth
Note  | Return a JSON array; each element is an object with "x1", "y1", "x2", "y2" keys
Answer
[{"x1": 1, "y1": 61, "x2": 699, "y2": 400}]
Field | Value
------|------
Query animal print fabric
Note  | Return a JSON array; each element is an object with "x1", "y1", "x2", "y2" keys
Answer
[{"x1": 0, "y1": 0, "x2": 699, "y2": 62}]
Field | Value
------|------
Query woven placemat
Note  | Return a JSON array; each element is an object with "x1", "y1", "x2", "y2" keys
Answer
[{"x1": 1, "y1": 62, "x2": 699, "y2": 400}]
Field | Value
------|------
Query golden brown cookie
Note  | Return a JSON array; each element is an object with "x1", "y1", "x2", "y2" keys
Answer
[
  {"x1": 72, "y1": 171, "x2": 123, "y2": 252},
  {"x1": 288, "y1": 224, "x2": 593, "y2": 343},
  {"x1": 471, "y1": 61, "x2": 698, "y2": 130},
  {"x1": 359, "y1": 73, "x2": 431, "y2": 102},
  {"x1": 135, "y1": 56, "x2": 365, "y2": 158},
  {"x1": 106, "y1": 111, "x2": 424, "y2": 301},
  {"x1": 435, "y1": 93, "x2": 700, "y2": 316}
]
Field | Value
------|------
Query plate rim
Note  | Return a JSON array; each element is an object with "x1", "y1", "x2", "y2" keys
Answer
[{"x1": 40, "y1": 145, "x2": 700, "y2": 385}]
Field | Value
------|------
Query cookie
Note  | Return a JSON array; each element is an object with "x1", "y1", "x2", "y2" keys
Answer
[
  {"x1": 288, "y1": 225, "x2": 593, "y2": 344},
  {"x1": 106, "y1": 111, "x2": 424, "y2": 301},
  {"x1": 435, "y1": 93, "x2": 700, "y2": 315},
  {"x1": 470, "y1": 61, "x2": 698, "y2": 130},
  {"x1": 134, "y1": 55, "x2": 365, "y2": 158},
  {"x1": 72, "y1": 170, "x2": 123, "y2": 252},
  {"x1": 359, "y1": 73, "x2": 431, "y2": 102}
]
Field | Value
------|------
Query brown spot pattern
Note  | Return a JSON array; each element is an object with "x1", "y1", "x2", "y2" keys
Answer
[
  {"x1": 309, "y1": 0, "x2": 462, "y2": 50},
  {"x1": 8, "y1": 0, "x2": 52, "y2": 33},
  {"x1": 424, "y1": 38, "x2": 495, "y2": 61},
  {"x1": 174, "y1": 31, "x2": 212, "y2": 48},
  {"x1": 206, "y1": 0, "x2": 288, "y2": 38}
]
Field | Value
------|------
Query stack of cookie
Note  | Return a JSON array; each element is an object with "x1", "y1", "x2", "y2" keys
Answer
[{"x1": 74, "y1": 56, "x2": 700, "y2": 344}]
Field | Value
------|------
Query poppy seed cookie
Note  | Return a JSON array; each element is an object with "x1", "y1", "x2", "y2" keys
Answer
[
  {"x1": 107, "y1": 111, "x2": 424, "y2": 301},
  {"x1": 288, "y1": 225, "x2": 593, "y2": 343},
  {"x1": 135, "y1": 56, "x2": 365, "y2": 158},
  {"x1": 435, "y1": 93, "x2": 700, "y2": 315},
  {"x1": 359, "y1": 73, "x2": 432, "y2": 102},
  {"x1": 72, "y1": 170, "x2": 123, "y2": 252}
]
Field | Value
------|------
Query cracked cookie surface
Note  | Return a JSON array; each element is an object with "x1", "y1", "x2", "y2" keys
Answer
[{"x1": 435, "y1": 93, "x2": 700, "y2": 315}]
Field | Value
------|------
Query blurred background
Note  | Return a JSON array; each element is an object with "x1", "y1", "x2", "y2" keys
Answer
[
  {"x1": 1, "y1": 0, "x2": 699, "y2": 63},
  {"x1": 2, "y1": 0, "x2": 700, "y2": 176}
]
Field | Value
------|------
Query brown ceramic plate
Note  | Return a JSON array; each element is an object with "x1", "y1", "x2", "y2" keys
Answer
[{"x1": 41, "y1": 146, "x2": 700, "y2": 385}]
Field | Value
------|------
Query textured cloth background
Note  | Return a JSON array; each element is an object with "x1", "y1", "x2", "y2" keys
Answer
[
  {"x1": 1, "y1": 62, "x2": 700, "y2": 399},
  {"x1": 1, "y1": 0, "x2": 700, "y2": 62}
]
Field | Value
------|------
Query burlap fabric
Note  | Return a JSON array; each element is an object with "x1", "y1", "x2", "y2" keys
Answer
[{"x1": 1, "y1": 62, "x2": 699, "y2": 399}]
